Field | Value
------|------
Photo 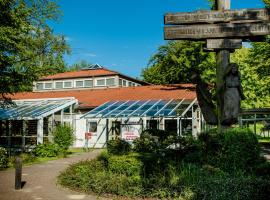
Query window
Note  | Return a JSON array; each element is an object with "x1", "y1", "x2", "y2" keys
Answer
[
  {"x1": 84, "y1": 80, "x2": 93, "y2": 87},
  {"x1": 106, "y1": 78, "x2": 115, "y2": 86},
  {"x1": 55, "y1": 82, "x2": 63, "y2": 89},
  {"x1": 119, "y1": 79, "x2": 122, "y2": 87},
  {"x1": 75, "y1": 80, "x2": 84, "y2": 88},
  {"x1": 123, "y1": 80, "x2": 127, "y2": 86},
  {"x1": 132, "y1": 83, "x2": 136, "y2": 87},
  {"x1": 64, "y1": 81, "x2": 72, "y2": 88},
  {"x1": 96, "y1": 79, "x2": 105, "y2": 86},
  {"x1": 44, "y1": 82, "x2": 52, "y2": 89},
  {"x1": 146, "y1": 120, "x2": 158, "y2": 130},
  {"x1": 36, "y1": 83, "x2": 43, "y2": 90},
  {"x1": 128, "y1": 82, "x2": 132, "y2": 86},
  {"x1": 88, "y1": 122, "x2": 97, "y2": 132}
]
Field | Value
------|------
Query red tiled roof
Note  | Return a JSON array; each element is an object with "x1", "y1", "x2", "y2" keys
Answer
[
  {"x1": 40, "y1": 69, "x2": 118, "y2": 80},
  {"x1": 10, "y1": 84, "x2": 196, "y2": 109}
]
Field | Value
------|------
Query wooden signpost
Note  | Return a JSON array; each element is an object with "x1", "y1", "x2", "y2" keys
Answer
[
  {"x1": 165, "y1": 8, "x2": 270, "y2": 25},
  {"x1": 164, "y1": 0, "x2": 270, "y2": 131}
]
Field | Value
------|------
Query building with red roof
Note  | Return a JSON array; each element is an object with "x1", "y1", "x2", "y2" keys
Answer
[{"x1": 0, "y1": 65, "x2": 200, "y2": 149}]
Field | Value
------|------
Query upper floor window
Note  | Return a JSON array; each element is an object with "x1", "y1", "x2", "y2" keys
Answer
[
  {"x1": 106, "y1": 78, "x2": 115, "y2": 86},
  {"x1": 44, "y1": 82, "x2": 52, "y2": 89},
  {"x1": 55, "y1": 82, "x2": 63, "y2": 89},
  {"x1": 123, "y1": 80, "x2": 127, "y2": 87},
  {"x1": 64, "y1": 81, "x2": 72, "y2": 88},
  {"x1": 84, "y1": 80, "x2": 93, "y2": 88},
  {"x1": 119, "y1": 79, "x2": 122, "y2": 87},
  {"x1": 75, "y1": 80, "x2": 84, "y2": 88},
  {"x1": 96, "y1": 79, "x2": 105, "y2": 86},
  {"x1": 36, "y1": 83, "x2": 43, "y2": 90}
]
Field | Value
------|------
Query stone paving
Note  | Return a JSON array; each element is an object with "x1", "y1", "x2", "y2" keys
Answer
[{"x1": 0, "y1": 149, "x2": 108, "y2": 200}]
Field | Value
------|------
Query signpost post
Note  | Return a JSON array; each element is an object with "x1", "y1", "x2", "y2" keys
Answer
[{"x1": 164, "y1": 0, "x2": 270, "y2": 132}]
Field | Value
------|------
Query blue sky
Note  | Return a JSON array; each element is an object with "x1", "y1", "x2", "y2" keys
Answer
[{"x1": 51, "y1": 0, "x2": 265, "y2": 78}]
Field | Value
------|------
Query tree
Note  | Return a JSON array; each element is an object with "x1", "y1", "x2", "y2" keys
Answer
[
  {"x1": 142, "y1": 41, "x2": 216, "y2": 85},
  {"x1": 0, "y1": 0, "x2": 70, "y2": 97}
]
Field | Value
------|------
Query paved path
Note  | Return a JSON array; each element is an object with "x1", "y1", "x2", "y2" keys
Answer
[{"x1": 0, "y1": 149, "x2": 108, "y2": 200}]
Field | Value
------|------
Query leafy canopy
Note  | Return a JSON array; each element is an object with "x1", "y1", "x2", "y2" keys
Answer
[
  {"x1": 142, "y1": 41, "x2": 216, "y2": 85},
  {"x1": 0, "y1": 0, "x2": 70, "y2": 97}
]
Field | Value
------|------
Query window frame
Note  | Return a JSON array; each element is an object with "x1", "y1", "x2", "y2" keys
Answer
[
  {"x1": 84, "y1": 79, "x2": 93, "y2": 88},
  {"x1": 106, "y1": 78, "x2": 115, "y2": 86},
  {"x1": 88, "y1": 121, "x2": 98, "y2": 133},
  {"x1": 44, "y1": 82, "x2": 53, "y2": 89},
  {"x1": 55, "y1": 81, "x2": 64, "y2": 89},
  {"x1": 63, "y1": 81, "x2": 72, "y2": 88},
  {"x1": 36, "y1": 82, "x2": 44, "y2": 90},
  {"x1": 75, "y1": 80, "x2": 84, "y2": 88},
  {"x1": 95, "y1": 78, "x2": 106, "y2": 87}
]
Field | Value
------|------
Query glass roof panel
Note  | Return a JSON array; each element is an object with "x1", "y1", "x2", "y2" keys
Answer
[
  {"x1": 0, "y1": 99, "x2": 76, "y2": 120},
  {"x1": 83, "y1": 99, "x2": 196, "y2": 118}
]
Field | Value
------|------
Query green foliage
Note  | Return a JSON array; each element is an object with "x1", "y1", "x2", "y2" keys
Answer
[
  {"x1": 58, "y1": 128, "x2": 270, "y2": 199},
  {"x1": 107, "y1": 153, "x2": 142, "y2": 176},
  {"x1": 0, "y1": 147, "x2": 8, "y2": 169},
  {"x1": 263, "y1": 0, "x2": 270, "y2": 7},
  {"x1": 198, "y1": 128, "x2": 261, "y2": 173},
  {"x1": 53, "y1": 124, "x2": 75, "y2": 152},
  {"x1": 32, "y1": 143, "x2": 60, "y2": 157},
  {"x1": 58, "y1": 159, "x2": 143, "y2": 196},
  {"x1": 142, "y1": 41, "x2": 216, "y2": 85},
  {"x1": 133, "y1": 129, "x2": 178, "y2": 153},
  {"x1": 0, "y1": 0, "x2": 70, "y2": 96},
  {"x1": 68, "y1": 60, "x2": 93, "y2": 71},
  {"x1": 107, "y1": 138, "x2": 131, "y2": 155}
]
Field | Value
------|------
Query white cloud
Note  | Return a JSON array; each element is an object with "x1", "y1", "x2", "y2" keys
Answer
[{"x1": 83, "y1": 53, "x2": 97, "y2": 57}]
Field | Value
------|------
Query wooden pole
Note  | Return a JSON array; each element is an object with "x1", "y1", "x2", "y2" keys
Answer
[
  {"x1": 216, "y1": 0, "x2": 231, "y2": 132},
  {"x1": 15, "y1": 156, "x2": 22, "y2": 190}
]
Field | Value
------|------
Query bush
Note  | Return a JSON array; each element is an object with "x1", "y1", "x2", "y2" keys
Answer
[
  {"x1": 107, "y1": 138, "x2": 131, "y2": 155},
  {"x1": 107, "y1": 153, "x2": 142, "y2": 176},
  {"x1": 32, "y1": 143, "x2": 60, "y2": 157},
  {"x1": 58, "y1": 159, "x2": 143, "y2": 197},
  {"x1": 53, "y1": 124, "x2": 75, "y2": 153},
  {"x1": 0, "y1": 147, "x2": 8, "y2": 169},
  {"x1": 198, "y1": 128, "x2": 261, "y2": 173}
]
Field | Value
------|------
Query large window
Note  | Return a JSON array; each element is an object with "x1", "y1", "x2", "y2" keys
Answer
[
  {"x1": 106, "y1": 78, "x2": 115, "y2": 86},
  {"x1": 123, "y1": 80, "x2": 127, "y2": 87},
  {"x1": 64, "y1": 81, "x2": 72, "y2": 88},
  {"x1": 84, "y1": 80, "x2": 93, "y2": 87},
  {"x1": 36, "y1": 83, "x2": 43, "y2": 90},
  {"x1": 55, "y1": 82, "x2": 63, "y2": 89},
  {"x1": 44, "y1": 82, "x2": 52, "y2": 89},
  {"x1": 96, "y1": 79, "x2": 105, "y2": 86},
  {"x1": 146, "y1": 120, "x2": 158, "y2": 130}
]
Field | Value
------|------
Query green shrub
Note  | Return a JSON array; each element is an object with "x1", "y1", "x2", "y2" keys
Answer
[
  {"x1": 107, "y1": 154, "x2": 142, "y2": 176},
  {"x1": 0, "y1": 147, "x2": 8, "y2": 169},
  {"x1": 53, "y1": 124, "x2": 75, "y2": 153},
  {"x1": 198, "y1": 128, "x2": 261, "y2": 173},
  {"x1": 107, "y1": 138, "x2": 131, "y2": 155},
  {"x1": 58, "y1": 159, "x2": 143, "y2": 197},
  {"x1": 32, "y1": 143, "x2": 60, "y2": 157}
]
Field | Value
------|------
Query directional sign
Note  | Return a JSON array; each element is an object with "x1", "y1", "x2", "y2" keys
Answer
[
  {"x1": 206, "y1": 39, "x2": 242, "y2": 49},
  {"x1": 165, "y1": 9, "x2": 270, "y2": 25},
  {"x1": 164, "y1": 23, "x2": 270, "y2": 40}
]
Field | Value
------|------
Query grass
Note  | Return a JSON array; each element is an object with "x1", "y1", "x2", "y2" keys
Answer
[{"x1": 4, "y1": 147, "x2": 92, "y2": 169}]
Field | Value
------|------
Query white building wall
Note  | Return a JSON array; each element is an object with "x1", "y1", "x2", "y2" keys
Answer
[{"x1": 74, "y1": 114, "x2": 87, "y2": 147}]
